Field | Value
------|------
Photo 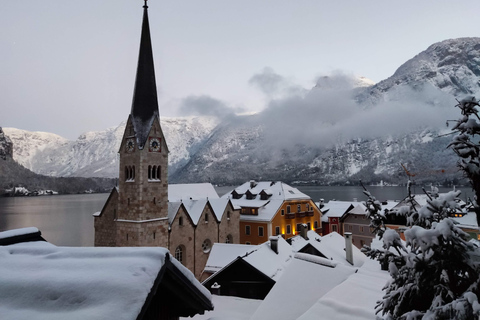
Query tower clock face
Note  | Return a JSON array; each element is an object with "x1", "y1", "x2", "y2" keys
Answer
[
  {"x1": 125, "y1": 138, "x2": 135, "y2": 153},
  {"x1": 149, "y1": 137, "x2": 161, "y2": 152}
]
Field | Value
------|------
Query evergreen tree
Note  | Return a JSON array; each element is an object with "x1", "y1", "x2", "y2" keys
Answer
[{"x1": 363, "y1": 97, "x2": 480, "y2": 319}]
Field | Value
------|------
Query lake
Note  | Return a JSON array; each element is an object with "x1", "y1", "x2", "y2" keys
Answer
[{"x1": 0, "y1": 185, "x2": 474, "y2": 247}]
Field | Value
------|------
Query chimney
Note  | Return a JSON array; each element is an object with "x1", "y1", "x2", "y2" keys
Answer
[
  {"x1": 344, "y1": 232, "x2": 353, "y2": 265},
  {"x1": 300, "y1": 223, "x2": 308, "y2": 240},
  {"x1": 269, "y1": 236, "x2": 279, "y2": 254},
  {"x1": 211, "y1": 282, "x2": 221, "y2": 295},
  {"x1": 319, "y1": 198, "x2": 324, "y2": 208},
  {"x1": 250, "y1": 180, "x2": 257, "y2": 189}
]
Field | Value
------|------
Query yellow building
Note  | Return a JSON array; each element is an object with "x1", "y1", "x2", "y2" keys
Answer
[{"x1": 222, "y1": 181, "x2": 322, "y2": 245}]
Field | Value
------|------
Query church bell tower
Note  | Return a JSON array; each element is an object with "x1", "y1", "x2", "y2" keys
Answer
[{"x1": 116, "y1": 0, "x2": 169, "y2": 247}]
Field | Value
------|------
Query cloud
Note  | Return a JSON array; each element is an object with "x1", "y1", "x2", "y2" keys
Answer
[
  {"x1": 248, "y1": 67, "x2": 306, "y2": 98},
  {"x1": 252, "y1": 71, "x2": 459, "y2": 150},
  {"x1": 178, "y1": 95, "x2": 243, "y2": 120}
]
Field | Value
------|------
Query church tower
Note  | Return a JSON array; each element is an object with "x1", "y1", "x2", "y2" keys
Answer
[{"x1": 115, "y1": 1, "x2": 169, "y2": 247}]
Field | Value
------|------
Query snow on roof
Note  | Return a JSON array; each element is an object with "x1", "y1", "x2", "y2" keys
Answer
[
  {"x1": 208, "y1": 198, "x2": 232, "y2": 221},
  {"x1": 452, "y1": 212, "x2": 478, "y2": 228},
  {"x1": 168, "y1": 201, "x2": 182, "y2": 224},
  {"x1": 305, "y1": 231, "x2": 366, "y2": 267},
  {"x1": 182, "y1": 295, "x2": 262, "y2": 320},
  {"x1": 297, "y1": 258, "x2": 390, "y2": 320},
  {"x1": 223, "y1": 181, "x2": 312, "y2": 222},
  {"x1": 321, "y1": 201, "x2": 357, "y2": 218},
  {"x1": 0, "y1": 241, "x2": 168, "y2": 320},
  {"x1": 182, "y1": 199, "x2": 208, "y2": 225},
  {"x1": 168, "y1": 183, "x2": 219, "y2": 202},
  {"x1": 250, "y1": 253, "x2": 356, "y2": 320},
  {"x1": 0, "y1": 227, "x2": 39, "y2": 239},
  {"x1": 347, "y1": 203, "x2": 368, "y2": 216},
  {"x1": 203, "y1": 243, "x2": 253, "y2": 273},
  {"x1": 242, "y1": 236, "x2": 293, "y2": 281}
]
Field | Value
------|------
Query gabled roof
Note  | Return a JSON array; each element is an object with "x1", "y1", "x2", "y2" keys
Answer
[
  {"x1": 290, "y1": 231, "x2": 366, "y2": 268},
  {"x1": 168, "y1": 183, "x2": 219, "y2": 202},
  {"x1": 0, "y1": 228, "x2": 212, "y2": 320},
  {"x1": 250, "y1": 253, "x2": 356, "y2": 320},
  {"x1": 297, "y1": 258, "x2": 390, "y2": 320},
  {"x1": 181, "y1": 199, "x2": 209, "y2": 225},
  {"x1": 223, "y1": 181, "x2": 311, "y2": 222},
  {"x1": 209, "y1": 198, "x2": 232, "y2": 221},
  {"x1": 320, "y1": 200, "x2": 357, "y2": 222},
  {"x1": 203, "y1": 243, "x2": 253, "y2": 274}
]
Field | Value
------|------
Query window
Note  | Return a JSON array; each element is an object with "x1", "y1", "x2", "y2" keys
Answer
[
  {"x1": 275, "y1": 226, "x2": 280, "y2": 235},
  {"x1": 360, "y1": 240, "x2": 365, "y2": 246},
  {"x1": 360, "y1": 226, "x2": 364, "y2": 232},
  {"x1": 332, "y1": 224, "x2": 338, "y2": 232},
  {"x1": 175, "y1": 246, "x2": 184, "y2": 264},
  {"x1": 113, "y1": 209, "x2": 117, "y2": 220},
  {"x1": 226, "y1": 234, "x2": 233, "y2": 243},
  {"x1": 287, "y1": 206, "x2": 291, "y2": 214},
  {"x1": 306, "y1": 203, "x2": 310, "y2": 211},
  {"x1": 125, "y1": 166, "x2": 135, "y2": 181},
  {"x1": 148, "y1": 165, "x2": 152, "y2": 179},
  {"x1": 153, "y1": 232, "x2": 156, "y2": 239},
  {"x1": 314, "y1": 221, "x2": 318, "y2": 229},
  {"x1": 281, "y1": 209, "x2": 285, "y2": 216},
  {"x1": 307, "y1": 222, "x2": 311, "y2": 230},
  {"x1": 296, "y1": 223, "x2": 301, "y2": 233},
  {"x1": 258, "y1": 227, "x2": 264, "y2": 237},
  {"x1": 179, "y1": 217, "x2": 183, "y2": 226},
  {"x1": 286, "y1": 225, "x2": 291, "y2": 234},
  {"x1": 148, "y1": 165, "x2": 161, "y2": 181},
  {"x1": 205, "y1": 213, "x2": 209, "y2": 223},
  {"x1": 153, "y1": 197, "x2": 156, "y2": 204},
  {"x1": 245, "y1": 225, "x2": 251, "y2": 235},
  {"x1": 202, "y1": 239, "x2": 212, "y2": 253},
  {"x1": 297, "y1": 204, "x2": 301, "y2": 212},
  {"x1": 227, "y1": 211, "x2": 231, "y2": 220}
]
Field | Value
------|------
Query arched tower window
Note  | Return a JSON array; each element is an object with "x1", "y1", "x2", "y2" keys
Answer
[
  {"x1": 125, "y1": 167, "x2": 129, "y2": 181},
  {"x1": 156, "y1": 166, "x2": 161, "y2": 180},
  {"x1": 132, "y1": 166, "x2": 135, "y2": 180},
  {"x1": 175, "y1": 246, "x2": 185, "y2": 264},
  {"x1": 152, "y1": 165, "x2": 157, "y2": 179},
  {"x1": 148, "y1": 165, "x2": 152, "y2": 180}
]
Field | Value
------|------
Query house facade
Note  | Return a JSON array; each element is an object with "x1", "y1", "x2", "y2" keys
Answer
[
  {"x1": 94, "y1": 2, "x2": 239, "y2": 280},
  {"x1": 223, "y1": 181, "x2": 322, "y2": 245}
]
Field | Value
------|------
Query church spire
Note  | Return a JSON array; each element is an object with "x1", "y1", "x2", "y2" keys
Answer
[{"x1": 130, "y1": 0, "x2": 159, "y2": 149}]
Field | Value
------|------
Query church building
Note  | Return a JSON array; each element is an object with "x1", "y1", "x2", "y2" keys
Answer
[{"x1": 94, "y1": 1, "x2": 239, "y2": 280}]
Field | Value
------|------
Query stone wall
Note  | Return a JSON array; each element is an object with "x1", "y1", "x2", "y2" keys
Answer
[
  {"x1": 94, "y1": 189, "x2": 118, "y2": 247},
  {"x1": 168, "y1": 206, "x2": 196, "y2": 274}
]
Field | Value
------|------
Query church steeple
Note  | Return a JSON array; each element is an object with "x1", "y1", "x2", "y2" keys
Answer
[{"x1": 130, "y1": 0, "x2": 159, "y2": 149}]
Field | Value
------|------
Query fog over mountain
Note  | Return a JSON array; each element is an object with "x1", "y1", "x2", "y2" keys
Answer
[{"x1": 4, "y1": 38, "x2": 480, "y2": 185}]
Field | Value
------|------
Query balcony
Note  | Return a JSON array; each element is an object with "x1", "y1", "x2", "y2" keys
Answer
[
  {"x1": 285, "y1": 213, "x2": 296, "y2": 219},
  {"x1": 306, "y1": 210, "x2": 314, "y2": 217},
  {"x1": 296, "y1": 212, "x2": 306, "y2": 218}
]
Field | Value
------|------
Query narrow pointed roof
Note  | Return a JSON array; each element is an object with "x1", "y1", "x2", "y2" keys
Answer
[{"x1": 131, "y1": 1, "x2": 159, "y2": 149}]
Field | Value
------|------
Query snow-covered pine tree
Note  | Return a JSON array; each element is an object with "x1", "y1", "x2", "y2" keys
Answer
[{"x1": 362, "y1": 97, "x2": 480, "y2": 319}]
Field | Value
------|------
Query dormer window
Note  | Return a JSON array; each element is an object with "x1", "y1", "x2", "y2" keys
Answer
[
  {"x1": 246, "y1": 190, "x2": 257, "y2": 200},
  {"x1": 232, "y1": 190, "x2": 243, "y2": 199}
]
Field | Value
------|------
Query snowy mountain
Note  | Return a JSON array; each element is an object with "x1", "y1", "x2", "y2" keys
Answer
[
  {"x1": 0, "y1": 127, "x2": 13, "y2": 160},
  {"x1": 4, "y1": 38, "x2": 479, "y2": 185},
  {"x1": 357, "y1": 37, "x2": 480, "y2": 105},
  {"x1": 4, "y1": 116, "x2": 218, "y2": 178}
]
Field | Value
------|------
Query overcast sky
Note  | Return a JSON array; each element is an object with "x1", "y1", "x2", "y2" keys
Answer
[{"x1": 2, "y1": 0, "x2": 480, "y2": 140}]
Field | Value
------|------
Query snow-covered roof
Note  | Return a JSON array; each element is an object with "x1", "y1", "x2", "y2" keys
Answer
[
  {"x1": 0, "y1": 227, "x2": 39, "y2": 239},
  {"x1": 168, "y1": 201, "x2": 182, "y2": 224},
  {"x1": 297, "y1": 258, "x2": 390, "y2": 320},
  {"x1": 203, "y1": 243, "x2": 253, "y2": 273},
  {"x1": 320, "y1": 200, "x2": 357, "y2": 222},
  {"x1": 300, "y1": 230, "x2": 366, "y2": 267},
  {"x1": 168, "y1": 183, "x2": 219, "y2": 202},
  {"x1": 222, "y1": 181, "x2": 311, "y2": 222},
  {"x1": 346, "y1": 203, "x2": 368, "y2": 216},
  {"x1": 208, "y1": 198, "x2": 232, "y2": 221},
  {"x1": 250, "y1": 253, "x2": 356, "y2": 320},
  {"x1": 182, "y1": 199, "x2": 209, "y2": 225},
  {"x1": 184, "y1": 295, "x2": 262, "y2": 320},
  {"x1": 0, "y1": 237, "x2": 212, "y2": 320}
]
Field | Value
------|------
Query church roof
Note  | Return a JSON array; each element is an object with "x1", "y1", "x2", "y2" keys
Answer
[{"x1": 130, "y1": 2, "x2": 160, "y2": 149}]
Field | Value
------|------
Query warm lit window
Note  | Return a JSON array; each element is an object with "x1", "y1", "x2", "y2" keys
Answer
[
  {"x1": 245, "y1": 225, "x2": 251, "y2": 235},
  {"x1": 258, "y1": 227, "x2": 264, "y2": 237}
]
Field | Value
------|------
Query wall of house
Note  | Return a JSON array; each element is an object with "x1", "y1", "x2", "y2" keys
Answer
[
  {"x1": 239, "y1": 221, "x2": 268, "y2": 244},
  {"x1": 194, "y1": 205, "x2": 219, "y2": 279},
  {"x1": 328, "y1": 217, "x2": 341, "y2": 235},
  {"x1": 342, "y1": 215, "x2": 373, "y2": 249},
  {"x1": 115, "y1": 219, "x2": 169, "y2": 247},
  {"x1": 94, "y1": 190, "x2": 118, "y2": 247},
  {"x1": 270, "y1": 200, "x2": 321, "y2": 241},
  {"x1": 218, "y1": 203, "x2": 240, "y2": 244},
  {"x1": 169, "y1": 206, "x2": 196, "y2": 274}
]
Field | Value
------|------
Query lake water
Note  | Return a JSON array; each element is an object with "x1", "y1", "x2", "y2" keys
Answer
[{"x1": 0, "y1": 185, "x2": 474, "y2": 247}]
